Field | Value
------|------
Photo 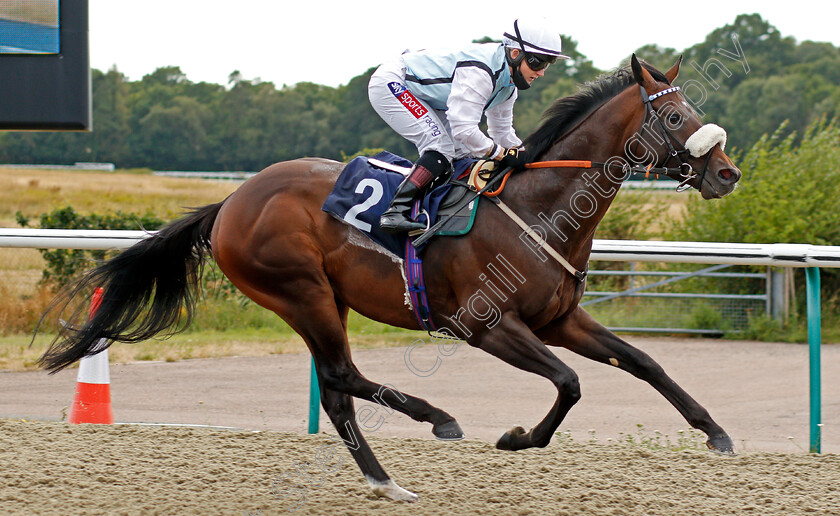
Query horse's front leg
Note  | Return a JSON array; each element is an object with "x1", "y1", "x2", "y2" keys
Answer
[
  {"x1": 470, "y1": 312, "x2": 582, "y2": 451},
  {"x1": 536, "y1": 306, "x2": 735, "y2": 454}
]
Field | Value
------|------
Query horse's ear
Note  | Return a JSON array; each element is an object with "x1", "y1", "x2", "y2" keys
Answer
[
  {"x1": 630, "y1": 54, "x2": 657, "y2": 92},
  {"x1": 665, "y1": 55, "x2": 683, "y2": 83}
]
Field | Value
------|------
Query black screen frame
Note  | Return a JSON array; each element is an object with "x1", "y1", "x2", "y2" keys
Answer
[{"x1": 0, "y1": 0, "x2": 91, "y2": 131}]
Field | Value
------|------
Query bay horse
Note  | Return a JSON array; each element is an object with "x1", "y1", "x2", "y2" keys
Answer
[{"x1": 40, "y1": 55, "x2": 741, "y2": 502}]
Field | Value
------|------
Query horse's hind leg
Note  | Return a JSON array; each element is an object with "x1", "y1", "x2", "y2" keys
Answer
[
  {"x1": 538, "y1": 306, "x2": 735, "y2": 454},
  {"x1": 320, "y1": 387, "x2": 417, "y2": 501},
  {"x1": 311, "y1": 300, "x2": 464, "y2": 441},
  {"x1": 238, "y1": 273, "x2": 461, "y2": 499},
  {"x1": 231, "y1": 264, "x2": 462, "y2": 439},
  {"x1": 296, "y1": 298, "x2": 464, "y2": 499}
]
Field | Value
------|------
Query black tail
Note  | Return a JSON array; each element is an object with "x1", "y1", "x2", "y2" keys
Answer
[{"x1": 38, "y1": 201, "x2": 225, "y2": 373}]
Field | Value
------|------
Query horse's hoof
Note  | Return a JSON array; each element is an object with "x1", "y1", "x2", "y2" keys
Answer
[
  {"x1": 433, "y1": 420, "x2": 464, "y2": 441},
  {"x1": 496, "y1": 425, "x2": 528, "y2": 451},
  {"x1": 368, "y1": 478, "x2": 418, "y2": 502},
  {"x1": 706, "y1": 434, "x2": 737, "y2": 456}
]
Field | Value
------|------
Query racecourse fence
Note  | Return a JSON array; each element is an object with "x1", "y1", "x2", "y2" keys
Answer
[
  {"x1": 582, "y1": 264, "x2": 770, "y2": 336},
  {"x1": 1, "y1": 229, "x2": 838, "y2": 452}
]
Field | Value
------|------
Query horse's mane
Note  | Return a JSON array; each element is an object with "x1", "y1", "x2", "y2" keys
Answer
[{"x1": 522, "y1": 61, "x2": 670, "y2": 158}]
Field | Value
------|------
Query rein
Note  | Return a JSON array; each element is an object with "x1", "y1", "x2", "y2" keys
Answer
[{"x1": 520, "y1": 158, "x2": 693, "y2": 189}]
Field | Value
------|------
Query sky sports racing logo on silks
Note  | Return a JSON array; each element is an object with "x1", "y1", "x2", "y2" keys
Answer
[
  {"x1": 388, "y1": 82, "x2": 427, "y2": 119},
  {"x1": 388, "y1": 82, "x2": 406, "y2": 96}
]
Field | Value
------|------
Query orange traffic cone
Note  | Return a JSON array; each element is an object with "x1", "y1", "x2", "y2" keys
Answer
[{"x1": 67, "y1": 287, "x2": 114, "y2": 424}]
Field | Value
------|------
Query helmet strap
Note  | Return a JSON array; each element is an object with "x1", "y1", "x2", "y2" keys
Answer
[{"x1": 505, "y1": 48, "x2": 531, "y2": 90}]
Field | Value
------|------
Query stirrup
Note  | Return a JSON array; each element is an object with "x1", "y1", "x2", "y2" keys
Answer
[
  {"x1": 407, "y1": 208, "x2": 431, "y2": 237},
  {"x1": 380, "y1": 213, "x2": 425, "y2": 234}
]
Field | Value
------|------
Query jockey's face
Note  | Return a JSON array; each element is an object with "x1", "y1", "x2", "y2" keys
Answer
[
  {"x1": 520, "y1": 58, "x2": 547, "y2": 83},
  {"x1": 510, "y1": 49, "x2": 546, "y2": 85}
]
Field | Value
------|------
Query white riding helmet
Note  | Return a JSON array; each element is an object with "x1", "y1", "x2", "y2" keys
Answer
[{"x1": 502, "y1": 18, "x2": 569, "y2": 59}]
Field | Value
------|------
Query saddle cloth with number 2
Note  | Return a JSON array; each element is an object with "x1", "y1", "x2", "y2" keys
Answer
[{"x1": 321, "y1": 151, "x2": 476, "y2": 258}]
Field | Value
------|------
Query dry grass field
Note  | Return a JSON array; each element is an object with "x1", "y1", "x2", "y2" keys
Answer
[
  {"x1": 0, "y1": 167, "x2": 241, "y2": 369},
  {"x1": 0, "y1": 167, "x2": 238, "y2": 309}
]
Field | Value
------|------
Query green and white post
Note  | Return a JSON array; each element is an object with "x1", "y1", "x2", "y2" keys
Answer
[
  {"x1": 806, "y1": 267, "x2": 821, "y2": 453},
  {"x1": 308, "y1": 357, "x2": 320, "y2": 434}
]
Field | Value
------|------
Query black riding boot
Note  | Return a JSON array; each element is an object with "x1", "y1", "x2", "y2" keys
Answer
[
  {"x1": 380, "y1": 151, "x2": 449, "y2": 234},
  {"x1": 379, "y1": 173, "x2": 427, "y2": 233}
]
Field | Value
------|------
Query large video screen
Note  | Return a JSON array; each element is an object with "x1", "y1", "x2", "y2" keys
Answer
[
  {"x1": 0, "y1": 1, "x2": 59, "y2": 54},
  {"x1": 0, "y1": 0, "x2": 89, "y2": 130}
]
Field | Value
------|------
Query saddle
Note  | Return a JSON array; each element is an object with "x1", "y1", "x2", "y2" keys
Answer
[{"x1": 321, "y1": 151, "x2": 483, "y2": 259}]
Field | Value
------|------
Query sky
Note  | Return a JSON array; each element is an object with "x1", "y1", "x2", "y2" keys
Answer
[{"x1": 89, "y1": 0, "x2": 840, "y2": 88}]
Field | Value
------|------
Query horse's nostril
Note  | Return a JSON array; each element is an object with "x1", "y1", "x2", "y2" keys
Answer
[{"x1": 719, "y1": 169, "x2": 734, "y2": 181}]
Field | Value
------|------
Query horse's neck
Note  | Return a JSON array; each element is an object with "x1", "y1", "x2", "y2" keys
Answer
[{"x1": 507, "y1": 92, "x2": 637, "y2": 263}]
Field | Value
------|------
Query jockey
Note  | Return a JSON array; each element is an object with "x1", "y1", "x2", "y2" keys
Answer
[{"x1": 369, "y1": 17, "x2": 568, "y2": 234}]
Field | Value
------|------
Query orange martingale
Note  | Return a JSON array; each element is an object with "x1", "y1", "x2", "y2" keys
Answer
[
  {"x1": 525, "y1": 160, "x2": 593, "y2": 169},
  {"x1": 484, "y1": 160, "x2": 594, "y2": 197}
]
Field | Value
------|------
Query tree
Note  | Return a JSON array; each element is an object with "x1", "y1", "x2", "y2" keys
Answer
[
  {"x1": 0, "y1": 16, "x2": 839, "y2": 171},
  {"x1": 633, "y1": 44, "x2": 682, "y2": 71},
  {"x1": 132, "y1": 97, "x2": 211, "y2": 170},
  {"x1": 88, "y1": 67, "x2": 131, "y2": 163},
  {"x1": 685, "y1": 14, "x2": 796, "y2": 88}
]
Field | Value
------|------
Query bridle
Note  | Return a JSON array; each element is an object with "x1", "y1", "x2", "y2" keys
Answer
[{"x1": 636, "y1": 85, "x2": 712, "y2": 192}]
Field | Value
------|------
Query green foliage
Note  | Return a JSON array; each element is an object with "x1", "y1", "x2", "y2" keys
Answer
[
  {"x1": 16, "y1": 206, "x2": 165, "y2": 288},
  {"x1": 670, "y1": 118, "x2": 840, "y2": 245},
  {"x1": 741, "y1": 313, "x2": 785, "y2": 341},
  {"x1": 669, "y1": 118, "x2": 840, "y2": 308},
  {"x1": 588, "y1": 189, "x2": 666, "y2": 292},
  {"x1": 186, "y1": 293, "x2": 295, "y2": 334},
  {"x1": 690, "y1": 302, "x2": 728, "y2": 332},
  {"x1": 595, "y1": 189, "x2": 663, "y2": 241}
]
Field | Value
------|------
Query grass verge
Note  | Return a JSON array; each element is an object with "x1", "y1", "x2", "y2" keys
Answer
[{"x1": 0, "y1": 310, "x2": 422, "y2": 372}]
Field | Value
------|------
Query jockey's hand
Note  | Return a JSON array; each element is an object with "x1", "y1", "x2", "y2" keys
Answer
[{"x1": 498, "y1": 146, "x2": 529, "y2": 171}]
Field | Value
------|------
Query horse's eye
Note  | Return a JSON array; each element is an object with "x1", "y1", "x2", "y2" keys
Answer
[{"x1": 669, "y1": 113, "x2": 682, "y2": 125}]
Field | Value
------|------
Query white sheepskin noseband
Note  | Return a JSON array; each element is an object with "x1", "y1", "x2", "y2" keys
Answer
[{"x1": 685, "y1": 124, "x2": 727, "y2": 157}]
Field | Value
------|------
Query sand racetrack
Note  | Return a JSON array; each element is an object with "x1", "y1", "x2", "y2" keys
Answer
[{"x1": 2, "y1": 337, "x2": 840, "y2": 514}]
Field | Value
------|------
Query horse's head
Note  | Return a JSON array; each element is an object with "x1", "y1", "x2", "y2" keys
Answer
[{"x1": 630, "y1": 54, "x2": 741, "y2": 199}]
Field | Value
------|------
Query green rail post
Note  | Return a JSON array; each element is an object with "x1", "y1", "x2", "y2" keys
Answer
[
  {"x1": 806, "y1": 267, "x2": 821, "y2": 453},
  {"x1": 308, "y1": 357, "x2": 320, "y2": 434}
]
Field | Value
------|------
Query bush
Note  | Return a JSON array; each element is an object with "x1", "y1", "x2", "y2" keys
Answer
[
  {"x1": 16, "y1": 206, "x2": 165, "y2": 288},
  {"x1": 669, "y1": 118, "x2": 840, "y2": 246},
  {"x1": 690, "y1": 302, "x2": 729, "y2": 332},
  {"x1": 667, "y1": 118, "x2": 840, "y2": 310}
]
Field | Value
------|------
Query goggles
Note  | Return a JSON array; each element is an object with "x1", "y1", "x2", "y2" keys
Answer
[{"x1": 524, "y1": 53, "x2": 557, "y2": 71}]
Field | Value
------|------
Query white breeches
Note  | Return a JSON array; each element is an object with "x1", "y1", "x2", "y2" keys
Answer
[{"x1": 368, "y1": 60, "x2": 468, "y2": 163}]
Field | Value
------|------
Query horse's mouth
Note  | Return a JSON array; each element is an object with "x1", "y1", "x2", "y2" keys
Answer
[{"x1": 700, "y1": 181, "x2": 737, "y2": 199}]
